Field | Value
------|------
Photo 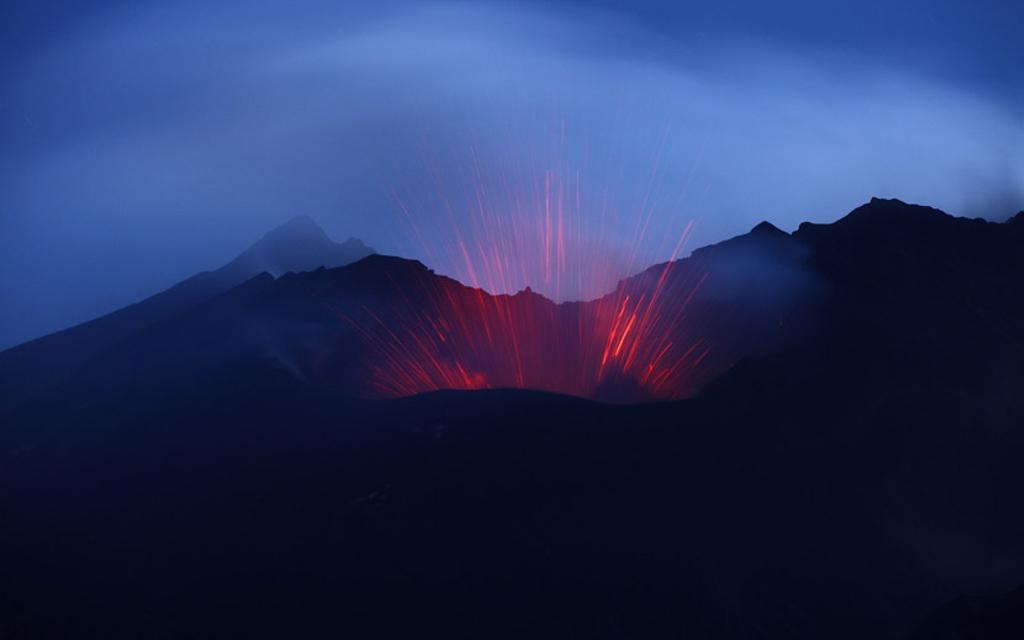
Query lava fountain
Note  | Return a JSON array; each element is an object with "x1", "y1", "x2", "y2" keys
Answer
[
  {"x1": 343, "y1": 130, "x2": 714, "y2": 402},
  {"x1": 338, "y1": 255, "x2": 712, "y2": 401}
]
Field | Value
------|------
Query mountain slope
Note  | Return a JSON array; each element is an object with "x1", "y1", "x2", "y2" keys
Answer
[
  {"x1": 39, "y1": 197, "x2": 1020, "y2": 408},
  {"x1": 12, "y1": 216, "x2": 818, "y2": 407},
  {"x1": 0, "y1": 216, "x2": 373, "y2": 413},
  {"x1": 911, "y1": 586, "x2": 1024, "y2": 639},
  {"x1": 2, "y1": 199, "x2": 1024, "y2": 638}
]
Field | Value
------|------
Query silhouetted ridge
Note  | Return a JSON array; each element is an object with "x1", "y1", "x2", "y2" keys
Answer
[
  {"x1": 845, "y1": 196, "x2": 952, "y2": 223},
  {"x1": 344, "y1": 253, "x2": 432, "y2": 274},
  {"x1": 329, "y1": 253, "x2": 445, "y2": 288},
  {"x1": 911, "y1": 586, "x2": 1024, "y2": 639},
  {"x1": 3, "y1": 197, "x2": 1024, "y2": 639},
  {"x1": 796, "y1": 198, "x2": 955, "y2": 238},
  {"x1": 677, "y1": 215, "x2": 804, "y2": 271},
  {"x1": 334, "y1": 254, "x2": 560, "y2": 305},
  {"x1": 0, "y1": 215, "x2": 375, "y2": 413}
]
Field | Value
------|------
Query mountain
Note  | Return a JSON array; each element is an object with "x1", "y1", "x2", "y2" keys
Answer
[
  {"x1": 2, "y1": 199, "x2": 1024, "y2": 638},
  {"x1": 217, "y1": 215, "x2": 374, "y2": 280},
  {"x1": 0, "y1": 216, "x2": 373, "y2": 413},
  {"x1": 910, "y1": 586, "x2": 1024, "y2": 639},
  {"x1": 2, "y1": 212, "x2": 817, "y2": 407}
]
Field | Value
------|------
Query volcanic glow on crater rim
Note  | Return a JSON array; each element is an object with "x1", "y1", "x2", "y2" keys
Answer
[{"x1": 339, "y1": 161, "x2": 714, "y2": 402}]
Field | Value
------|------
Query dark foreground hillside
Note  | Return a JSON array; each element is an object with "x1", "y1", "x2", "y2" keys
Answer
[{"x1": 2, "y1": 199, "x2": 1024, "y2": 638}]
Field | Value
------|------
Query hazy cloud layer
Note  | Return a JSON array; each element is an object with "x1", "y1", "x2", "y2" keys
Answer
[{"x1": 1, "y1": 1, "x2": 1022, "y2": 347}]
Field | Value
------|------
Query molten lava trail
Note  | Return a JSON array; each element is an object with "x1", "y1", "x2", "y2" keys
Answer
[
  {"x1": 355, "y1": 128, "x2": 711, "y2": 401},
  {"x1": 339, "y1": 238, "x2": 712, "y2": 402}
]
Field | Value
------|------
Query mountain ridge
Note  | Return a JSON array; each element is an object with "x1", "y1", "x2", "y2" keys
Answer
[
  {"x1": 5, "y1": 197, "x2": 1015, "y2": 413},
  {"x1": 3, "y1": 197, "x2": 1024, "y2": 637},
  {"x1": 0, "y1": 215, "x2": 374, "y2": 413}
]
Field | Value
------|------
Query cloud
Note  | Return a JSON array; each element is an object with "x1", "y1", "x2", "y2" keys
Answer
[{"x1": 1, "y1": 1, "x2": 1022, "y2": 345}]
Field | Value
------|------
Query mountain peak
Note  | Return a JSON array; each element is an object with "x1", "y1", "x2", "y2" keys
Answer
[
  {"x1": 750, "y1": 220, "x2": 786, "y2": 236},
  {"x1": 255, "y1": 215, "x2": 331, "y2": 249},
  {"x1": 221, "y1": 215, "x2": 375, "y2": 278},
  {"x1": 844, "y1": 198, "x2": 952, "y2": 225},
  {"x1": 795, "y1": 198, "x2": 954, "y2": 240}
]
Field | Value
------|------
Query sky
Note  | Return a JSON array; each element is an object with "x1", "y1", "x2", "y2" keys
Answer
[{"x1": 1, "y1": 0, "x2": 1022, "y2": 349}]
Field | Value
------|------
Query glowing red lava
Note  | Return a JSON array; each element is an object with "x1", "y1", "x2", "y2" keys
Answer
[
  {"x1": 339, "y1": 219, "x2": 712, "y2": 402},
  {"x1": 344, "y1": 136, "x2": 712, "y2": 402}
]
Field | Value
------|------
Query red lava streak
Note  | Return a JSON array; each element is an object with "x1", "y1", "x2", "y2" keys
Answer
[
  {"x1": 347, "y1": 138, "x2": 713, "y2": 402},
  {"x1": 341, "y1": 220, "x2": 712, "y2": 402}
]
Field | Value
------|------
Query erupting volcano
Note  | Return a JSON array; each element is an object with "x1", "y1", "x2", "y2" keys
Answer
[
  {"x1": 339, "y1": 253, "x2": 713, "y2": 401},
  {"x1": 317, "y1": 208, "x2": 809, "y2": 403},
  {"x1": 321, "y1": 137, "x2": 739, "y2": 403},
  {"x1": 335, "y1": 155, "x2": 722, "y2": 401}
]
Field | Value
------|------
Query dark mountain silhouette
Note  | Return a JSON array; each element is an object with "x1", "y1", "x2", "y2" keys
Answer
[
  {"x1": 909, "y1": 585, "x2": 1024, "y2": 638},
  {"x1": 0, "y1": 211, "x2": 816, "y2": 407},
  {"x1": 0, "y1": 216, "x2": 373, "y2": 413},
  {"x1": 910, "y1": 586, "x2": 1024, "y2": 639},
  {"x1": 2, "y1": 199, "x2": 1024, "y2": 638}
]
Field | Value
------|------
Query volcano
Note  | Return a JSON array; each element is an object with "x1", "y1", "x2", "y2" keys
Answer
[
  {"x1": 3, "y1": 199, "x2": 1024, "y2": 638},
  {"x1": 0, "y1": 212, "x2": 815, "y2": 405}
]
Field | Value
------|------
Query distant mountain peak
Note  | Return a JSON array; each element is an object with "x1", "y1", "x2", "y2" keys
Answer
[
  {"x1": 253, "y1": 215, "x2": 332, "y2": 249},
  {"x1": 0, "y1": 213, "x2": 375, "y2": 408},
  {"x1": 347, "y1": 252, "x2": 429, "y2": 273},
  {"x1": 338, "y1": 237, "x2": 373, "y2": 251},
  {"x1": 750, "y1": 221, "x2": 786, "y2": 236},
  {"x1": 795, "y1": 198, "x2": 956, "y2": 240},
  {"x1": 844, "y1": 198, "x2": 951, "y2": 224},
  {"x1": 222, "y1": 215, "x2": 375, "y2": 279}
]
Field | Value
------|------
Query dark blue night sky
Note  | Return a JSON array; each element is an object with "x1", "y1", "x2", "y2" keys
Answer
[{"x1": 2, "y1": 0, "x2": 1022, "y2": 349}]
